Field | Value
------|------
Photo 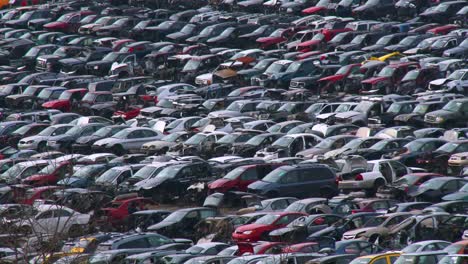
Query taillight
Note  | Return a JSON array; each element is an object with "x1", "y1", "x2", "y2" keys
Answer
[
  {"x1": 128, "y1": 47, "x2": 134, "y2": 52},
  {"x1": 355, "y1": 174, "x2": 363, "y2": 181},
  {"x1": 335, "y1": 175, "x2": 343, "y2": 184}
]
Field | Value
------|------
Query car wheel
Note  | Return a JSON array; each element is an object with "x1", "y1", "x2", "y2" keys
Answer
[
  {"x1": 68, "y1": 224, "x2": 84, "y2": 237},
  {"x1": 112, "y1": 145, "x2": 125, "y2": 156},
  {"x1": 37, "y1": 142, "x2": 47, "y2": 152}
]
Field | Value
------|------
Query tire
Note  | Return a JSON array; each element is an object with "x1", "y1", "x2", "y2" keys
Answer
[
  {"x1": 68, "y1": 225, "x2": 84, "y2": 237},
  {"x1": 112, "y1": 145, "x2": 125, "y2": 156},
  {"x1": 37, "y1": 142, "x2": 47, "y2": 152}
]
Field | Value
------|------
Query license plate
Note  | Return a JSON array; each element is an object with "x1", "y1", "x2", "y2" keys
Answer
[{"x1": 259, "y1": 114, "x2": 269, "y2": 119}]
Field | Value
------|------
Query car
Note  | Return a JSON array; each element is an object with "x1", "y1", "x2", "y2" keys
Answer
[
  {"x1": 247, "y1": 163, "x2": 339, "y2": 198},
  {"x1": 93, "y1": 127, "x2": 164, "y2": 155},
  {"x1": 232, "y1": 212, "x2": 307, "y2": 242}
]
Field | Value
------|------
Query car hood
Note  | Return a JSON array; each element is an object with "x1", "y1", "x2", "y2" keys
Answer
[
  {"x1": 44, "y1": 21, "x2": 67, "y2": 28},
  {"x1": 86, "y1": 60, "x2": 113, "y2": 67},
  {"x1": 335, "y1": 111, "x2": 362, "y2": 119},
  {"x1": 166, "y1": 32, "x2": 188, "y2": 39},
  {"x1": 302, "y1": 6, "x2": 326, "y2": 14},
  {"x1": 98, "y1": 25, "x2": 120, "y2": 31},
  {"x1": 362, "y1": 76, "x2": 388, "y2": 84},
  {"x1": 426, "y1": 109, "x2": 455, "y2": 118},
  {"x1": 236, "y1": 223, "x2": 269, "y2": 233},
  {"x1": 48, "y1": 135, "x2": 72, "y2": 141},
  {"x1": 94, "y1": 138, "x2": 119, "y2": 146},
  {"x1": 208, "y1": 110, "x2": 242, "y2": 118},
  {"x1": 318, "y1": 74, "x2": 345, "y2": 82},
  {"x1": 148, "y1": 221, "x2": 177, "y2": 230},
  {"x1": 256, "y1": 37, "x2": 282, "y2": 43},
  {"x1": 296, "y1": 148, "x2": 326, "y2": 157},
  {"x1": 57, "y1": 177, "x2": 82, "y2": 185},
  {"x1": 144, "y1": 141, "x2": 174, "y2": 149},
  {"x1": 42, "y1": 99, "x2": 68, "y2": 108},
  {"x1": 247, "y1": 180, "x2": 272, "y2": 190},
  {"x1": 21, "y1": 135, "x2": 47, "y2": 142},
  {"x1": 81, "y1": 23, "x2": 100, "y2": 29},
  {"x1": 442, "y1": 192, "x2": 468, "y2": 201},
  {"x1": 208, "y1": 178, "x2": 234, "y2": 189},
  {"x1": 59, "y1": 57, "x2": 85, "y2": 65},
  {"x1": 23, "y1": 173, "x2": 50, "y2": 181},
  {"x1": 269, "y1": 226, "x2": 297, "y2": 236},
  {"x1": 75, "y1": 135, "x2": 99, "y2": 144},
  {"x1": 444, "y1": 47, "x2": 467, "y2": 55},
  {"x1": 237, "y1": 69, "x2": 261, "y2": 76},
  {"x1": 316, "y1": 112, "x2": 336, "y2": 119},
  {"x1": 297, "y1": 39, "x2": 321, "y2": 47},
  {"x1": 429, "y1": 78, "x2": 448, "y2": 86},
  {"x1": 343, "y1": 227, "x2": 374, "y2": 236}
]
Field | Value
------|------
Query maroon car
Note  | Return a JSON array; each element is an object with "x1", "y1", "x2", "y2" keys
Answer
[
  {"x1": 361, "y1": 62, "x2": 419, "y2": 94},
  {"x1": 43, "y1": 11, "x2": 94, "y2": 33},
  {"x1": 256, "y1": 28, "x2": 296, "y2": 50},
  {"x1": 22, "y1": 161, "x2": 73, "y2": 186}
]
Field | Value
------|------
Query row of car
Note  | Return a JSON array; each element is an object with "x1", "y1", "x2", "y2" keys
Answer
[{"x1": 0, "y1": 0, "x2": 467, "y2": 263}]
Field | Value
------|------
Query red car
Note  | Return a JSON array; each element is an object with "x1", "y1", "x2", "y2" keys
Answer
[
  {"x1": 98, "y1": 194, "x2": 155, "y2": 228},
  {"x1": 113, "y1": 107, "x2": 141, "y2": 120},
  {"x1": 318, "y1": 63, "x2": 361, "y2": 93},
  {"x1": 42, "y1": 88, "x2": 87, "y2": 112},
  {"x1": 361, "y1": 62, "x2": 419, "y2": 94},
  {"x1": 208, "y1": 164, "x2": 284, "y2": 193},
  {"x1": 43, "y1": 11, "x2": 94, "y2": 33},
  {"x1": 112, "y1": 39, "x2": 136, "y2": 51},
  {"x1": 20, "y1": 185, "x2": 63, "y2": 205},
  {"x1": 256, "y1": 28, "x2": 296, "y2": 50},
  {"x1": 237, "y1": 241, "x2": 287, "y2": 255},
  {"x1": 282, "y1": 242, "x2": 320, "y2": 253},
  {"x1": 22, "y1": 161, "x2": 73, "y2": 186},
  {"x1": 232, "y1": 212, "x2": 306, "y2": 242},
  {"x1": 296, "y1": 28, "x2": 352, "y2": 52},
  {"x1": 426, "y1": 24, "x2": 460, "y2": 35}
]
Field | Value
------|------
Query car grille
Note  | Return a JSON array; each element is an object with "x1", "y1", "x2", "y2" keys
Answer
[
  {"x1": 290, "y1": 81, "x2": 304, "y2": 88},
  {"x1": 425, "y1": 115, "x2": 436, "y2": 123},
  {"x1": 361, "y1": 82, "x2": 373, "y2": 91},
  {"x1": 342, "y1": 235, "x2": 355, "y2": 240}
]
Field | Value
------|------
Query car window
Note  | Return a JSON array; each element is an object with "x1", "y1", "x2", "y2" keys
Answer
[
  {"x1": 240, "y1": 169, "x2": 258, "y2": 181},
  {"x1": 118, "y1": 238, "x2": 149, "y2": 249},
  {"x1": 53, "y1": 209, "x2": 71, "y2": 218},
  {"x1": 280, "y1": 171, "x2": 299, "y2": 184},
  {"x1": 146, "y1": 235, "x2": 171, "y2": 247},
  {"x1": 200, "y1": 209, "x2": 216, "y2": 219},
  {"x1": 271, "y1": 200, "x2": 288, "y2": 210}
]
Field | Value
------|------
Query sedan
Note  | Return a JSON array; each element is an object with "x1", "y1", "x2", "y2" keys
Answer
[{"x1": 93, "y1": 127, "x2": 163, "y2": 155}]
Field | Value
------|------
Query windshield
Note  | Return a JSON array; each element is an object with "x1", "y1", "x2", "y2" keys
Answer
[
  {"x1": 412, "y1": 104, "x2": 430, "y2": 114},
  {"x1": 285, "y1": 61, "x2": 301, "y2": 73},
  {"x1": 1, "y1": 164, "x2": 25, "y2": 179},
  {"x1": 132, "y1": 166, "x2": 158, "y2": 180},
  {"x1": 185, "y1": 134, "x2": 206, "y2": 145},
  {"x1": 220, "y1": 27, "x2": 235, "y2": 37},
  {"x1": 255, "y1": 214, "x2": 279, "y2": 225},
  {"x1": 164, "y1": 210, "x2": 186, "y2": 222},
  {"x1": 265, "y1": 62, "x2": 289, "y2": 74},
  {"x1": 95, "y1": 168, "x2": 121, "y2": 183},
  {"x1": 331, "y1": 32, "x2": 348, "y2": 42},
  {"x1": 263, "y1": 168, "x2": 287, "y2": 183},
  {"x1": 364, "y1": 216, "x2": 386, "y2": 227},
  {"x1": 181, "y1": 24, "x2": 195, "y2": 34},
  {"x1": 72, "y1": 166, "x2": 100, "y2": 179},
  {"x1": 162, "y1": 133, "x2": 182, "y2": 142},
  {"x1": 57, "y1": 14, "x2": 72, "y2": 22},
  {"x1": 182, "y1": 59, "x2": 202, "y2": 72},
  {"x1": 245, "y1": 134, "x2": 267, "y2": 146},
  {"x1": 351, "y1": 34, "x2": 366, "y2": 44},
  {"x1": 38, "y1": 126, "x2": 59, "y2": 136},
  {"x1": 419, "y1": 178, "x2": 447, "y2": 191},
  {"x1": 217, "y1": 134, "x2": 238, "y2": 144},
  {"x1": 89, "y1": 253, "x2": 112, "y2": 264},
  {"x1": 112, "y1": 129, "x2": 131, "y2": 139},
  {"x1": 378, "y1": 66, "x2": 395, "y2": 77},
  {"x1": 23, "y1": 86, "x2": 38, "y2": 96},
  {"x1": 227, "y1": 101, "x2": 244, "y2": 111},
  {"x1": 447, "y1": 70, "x2": 465, "y2": 81},
  {"x1": 376, "y1": 35, "x2": 393, "y2": 45},
  {"x1": 432, "y1": 38, "x2": 450, "y2": 49},
  {"x1": 417, "y1": 38, "x2": 435, "y2": 49},
  {"x1": 393, "y1": 174, "x2": 423, "y2": 186},
  {"x1": 387, "y1": 103, "x2": 404, "y2": 114},
  {"x1": 438, "y1": 142, "x2": 463, "y2": 153},
  {"x1": 400, "y1": 36, "x2": 417, "y2": 46},
  {"x1": 405, "y1": 140, "x2": 426, "y2": 152},
  {"x1": 435, "y1": 3, "x2": 449, "y2": 12},
  {"x1": 442, "y1": 101, "x2": 462, "y2": 112},
  {"x1": 199, "y1": 26, "x2": 214, "y2": 37},
  {"x1": 270, "y1": 29, "x2": 284, "y2": 38},
  {"x1": 257, "y1": 101, "x2": 279, "y2": 111},
  {"x1": 192, "y1": 118, "x2": 209, "y2": 128},
  {"x1": 460, "y1": 39, "x2": 468, "y2": 48},
  {"x1": 166, "y1": 119, "x2": 183, "y2": 130},
  {"x1": 370, "y1": 140, "x2": 390, "y2": 150},
  {"x1": 65, "y1": 126, "x2": 82, "y2": 136},
  {"x1": 25, "y1": 47, "x2": 42, "y2": 57},
  {"x1": 306, "y1": 103, "x2": 323, "y2": 114},
  {"x1": 103, "y1": 52, "x2": 124, "y2": 62},
  {"x1": 223, "y1": 167, "x2": 246, "y2": 180},
  {"x1": 354, "y1": 101, "x2": 373, "y2": 113},
  {"x1": 315, "y1": 138, "x2": 334, "y2": 149},
  {"x1": 402, "y1": 70, "x2": 419, "y2": 82},
  {"x1": 38, "y1": 163, "x2": 60, "y2": 175},
  {"x1": 113, "y1": 18, "x2": 128, "y2": 26},
  {"x1": 278, "y1": 103, "x2": 296, "y2": 112},
  {"x1": 254, "y1": 59, "x2": 273, "y2": 71},
  {"x1": 273, "y1": 136, "x2": 294, "y2": 148},
  {"x1": 349, "y1": 258, "x2": 371, "y2": 264}
]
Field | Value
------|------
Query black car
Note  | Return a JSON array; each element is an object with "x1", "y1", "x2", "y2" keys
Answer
[
  {"x1": 362, "y1": 33, "x2": 409, "y2": 52},
  {"x1": 409, "y1": 177, "x2": 468, "y2": 202},
  {"x1": 85, "y1": 52, "x2": 130, "y2": 76},
  {"x1": 166, "y1": 22, "x2": 214, "y2": 43},
  {"x1": 59, "y1": 47, "x2": 112, "y2": 75},
  {"x1": 0, "y1": 39, "x2": 35, "y2": 66},
  {"x1": 143, "y1": 20, "x2": 187, "y2": 42},
  {"x1": 419, "y1": 1, "x2": 467, "y2": 23},
  {"x1": 232, "y1": 133, "x2": 284, "y2": 158},
  {"x1": 384, "y1": 34, "x2": 432, "y2": 53},
  {"x1": 392, "y1": 138, "x2": 448, "y2": 167},
  {"x1": 20, "y1": 44, "x2": 58, "y2": 71},
  {"x1": 5, "y1": 10, "x2": 51, "y2": 29},
  {"x1": 147, "y1": 207, "x2": 218, "y2": 240},
  {"x1": 352, "y1": 0, "x2": 397, "y2": 19},
  {"x1": 138, "y1": 162, "x2": 212, "y2": 203}
]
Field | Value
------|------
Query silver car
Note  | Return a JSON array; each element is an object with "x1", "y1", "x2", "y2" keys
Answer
[
  {"x1": 17, "y1": 124, "x2": 73, "y2": 151},
  {"x1": 93, "y1": 127, "x2": 163, "y2": 155}
]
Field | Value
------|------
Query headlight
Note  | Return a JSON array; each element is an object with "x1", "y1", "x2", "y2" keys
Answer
[
  {"x1": 243, "y1": 230, "x2": 253, "y2": 235},
  {"x1": 26, "y1": 140, "x2": 34, "y2": 144},
  {"x1": 286, "y1": 7, "x2": 293, "y2": 12},
  {"x1": 435, "y1": 116, "x2": 444, "y2": 123}
]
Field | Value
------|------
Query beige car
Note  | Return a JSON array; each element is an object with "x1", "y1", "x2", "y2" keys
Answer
[
  {"x1": 341, "y1": 212, "x2": 413, "y2": 242},
  {"x1": 448, "y1": 152, "x2": 468, "y2": 175}
]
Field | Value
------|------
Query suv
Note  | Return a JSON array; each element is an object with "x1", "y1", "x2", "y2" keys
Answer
[
  {"x1": 247, "y1": 164, "x2": 338, "y2": 198},
  {"x1": 424, "y1": 98, "x2": 468, "y2": 128}
]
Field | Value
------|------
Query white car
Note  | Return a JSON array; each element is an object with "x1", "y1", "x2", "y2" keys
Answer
[
  {"x1": 338, "y1": 159, "x2": 412, "y2": 194},
  {"x1": 16, "y1": 205, "x2": 90, "y2": 236},
  {"x1": 93, "y1": 127, "x2": 163, "y2": 154}
]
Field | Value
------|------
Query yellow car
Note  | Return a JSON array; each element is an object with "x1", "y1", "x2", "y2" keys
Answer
[
  {"x1": 350, "y1": 252, "x2": 402, "y2": 264},
  {"x1": 362, "y1": 52, "x2": 405, "y2": 64}
]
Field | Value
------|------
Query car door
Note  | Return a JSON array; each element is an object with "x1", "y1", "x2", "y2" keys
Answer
[
  {"x1": 278, "y1": 170, "x2": 301, "y2": 197},
  {"x1": 239, "y1": 167, "x2": 259, "y2": 190},
  {"x1": 34, "y1": 209, "x2": 56, "y2": 234},
  {"x1": 125, "y1": 130, "x2": 146, "y2": 150}
]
